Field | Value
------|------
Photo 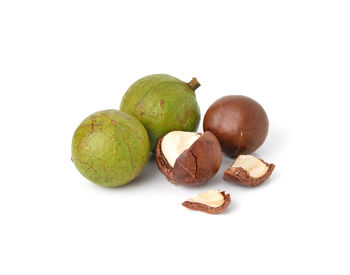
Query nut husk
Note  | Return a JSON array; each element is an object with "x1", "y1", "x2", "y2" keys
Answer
[
  {"x1": 71, "y1": 110, "x2": 150, "y2": 187},
  {"x1": 120, "y1": 74, "x2": 201, "y2": 152},
  {"x1": 182, "y1": 190, "x2": 231, "y2": 214},
  {"x1": 156, "y1": 131, "x2": 222, "y2": 186},
  {"x1": 224, "y1": 155, "x2": 275, "y2": 186}
]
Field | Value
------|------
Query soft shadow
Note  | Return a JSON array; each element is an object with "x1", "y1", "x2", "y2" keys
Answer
[
  {"x1": 220, "y1": 199, "x2": 237, "y2": 215},
  {"x1": 87, "y1": 154, "x2": 159, "y2": 192},
  {"x1": 221, "y1": 169, "x2": 280, "y2": 191},
  {"x1": 115, "y1": 154, "x2": 159, "y2": 189},
  {"x1": 256, "y1": 170, "x2": 280, "y2": 188},
  {"x1": 258, "y1": 125, "x2": 291, "y2": 156}
]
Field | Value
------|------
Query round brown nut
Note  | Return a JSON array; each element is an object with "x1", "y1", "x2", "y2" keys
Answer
[{"x1": 203, "y1": 95, "x2": 269, "y2": 157}]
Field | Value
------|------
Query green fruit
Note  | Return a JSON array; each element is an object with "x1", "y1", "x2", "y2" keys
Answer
[
  {"x1": 120, "y1": 74, "x2": 201, "y2": 152},
  {"x1": 71, "y1": 110, "x2": 150, "y2": 187}
]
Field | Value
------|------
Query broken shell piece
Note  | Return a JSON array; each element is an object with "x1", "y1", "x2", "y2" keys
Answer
[
  {"x1": 156, "y1": 131, "x2": 222, "y2": 186},
  {"x1": 223, "y1": 155, "x2": 275, "y2": 186},
  {"x1": 182, "y1": 190, "x2": 231, "y2": 214}
]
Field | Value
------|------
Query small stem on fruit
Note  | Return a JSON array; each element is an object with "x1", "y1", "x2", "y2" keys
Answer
[{"x1": 187, "y1": 77, "x2": 201, "y2": 91}]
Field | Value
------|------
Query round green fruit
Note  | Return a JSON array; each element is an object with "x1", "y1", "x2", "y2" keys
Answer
[
  {"x1": 71, "y1": 110, "x2": 150, "y2": 187},
  {"x1": 120, "y1": 74, "x2": 201, "y2": 152}
]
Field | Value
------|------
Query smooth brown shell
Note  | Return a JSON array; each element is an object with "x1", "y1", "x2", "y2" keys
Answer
[
  {"x1": 203, "y1": 95, "x2": 269, "y2": 157},
  {"x1": 155, "y1": 131, "x2": 222, "y2": 186},
  {"x1": 223, "y1": 158, "x2": 275, "y2": 186},
  {"x1": 182, "y1": 191, "x2": 231, "y2": 214}
]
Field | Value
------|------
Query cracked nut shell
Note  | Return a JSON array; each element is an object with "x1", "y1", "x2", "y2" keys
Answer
[
  {"x1": 182, "y1": 190, "x2": 231, "y2": 214},
  {"x1": 224, "y1": 155, "x2": 275, "y2": 186},
  {"x1": 155, "y1": 131, "x2": 222, "y2": 186},
  {"x1": 203, "y1": 95, "x2": 269, "y2": 157}
]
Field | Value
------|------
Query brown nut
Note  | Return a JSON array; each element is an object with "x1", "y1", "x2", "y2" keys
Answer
[
  {"x1": 155, "y1": 131, "x2": 222, "y2": 186},
  {"x1": 223, "y1": 155, "x2": 275, "y2": 186},
  {"x1": 203, "y1": 95, "x2": 269, "y2": 157},
  {"x1": 182, "y1": 190, "x2": 231, "y2": 214}
]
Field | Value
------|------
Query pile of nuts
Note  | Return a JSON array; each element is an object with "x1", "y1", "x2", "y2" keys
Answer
[{"x1": 72, "y1": 74, "x2": 275, "y2": 214}]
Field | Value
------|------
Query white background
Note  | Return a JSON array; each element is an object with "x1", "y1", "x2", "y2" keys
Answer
[{"x1": 1, "y1": 0, "x2": 349, "y2": 274}]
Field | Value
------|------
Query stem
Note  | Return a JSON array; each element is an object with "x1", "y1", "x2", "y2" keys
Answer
[{"x1": 187, "y1": 77, "x2": 201, "y2": 91}]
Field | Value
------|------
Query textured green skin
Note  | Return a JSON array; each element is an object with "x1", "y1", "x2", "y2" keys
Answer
[
  {"x1": 120, "y1": 74, "x2": 201, "y2": 152},
  {"x1": 71, "y1": 110, "x2": 150, "y2": 187}
]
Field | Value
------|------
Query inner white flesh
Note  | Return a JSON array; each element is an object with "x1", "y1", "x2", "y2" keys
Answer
[
  {"x1": 187, "y1": 190, "x2": 225, "y2": 208},
  {"x1": 232, "y1": 155, "x2": 268, "y2": 178},
  {"x1": 161, "y1": 131, "x2": 200, "y2": 167}
]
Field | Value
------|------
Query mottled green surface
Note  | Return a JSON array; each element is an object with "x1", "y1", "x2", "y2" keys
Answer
[
  {"x1": 120, "y1": 74, "x2": 201, "y2": 152},
  {"x1": 71, "y1": 110, "x2": 150, "y2": 187}
]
